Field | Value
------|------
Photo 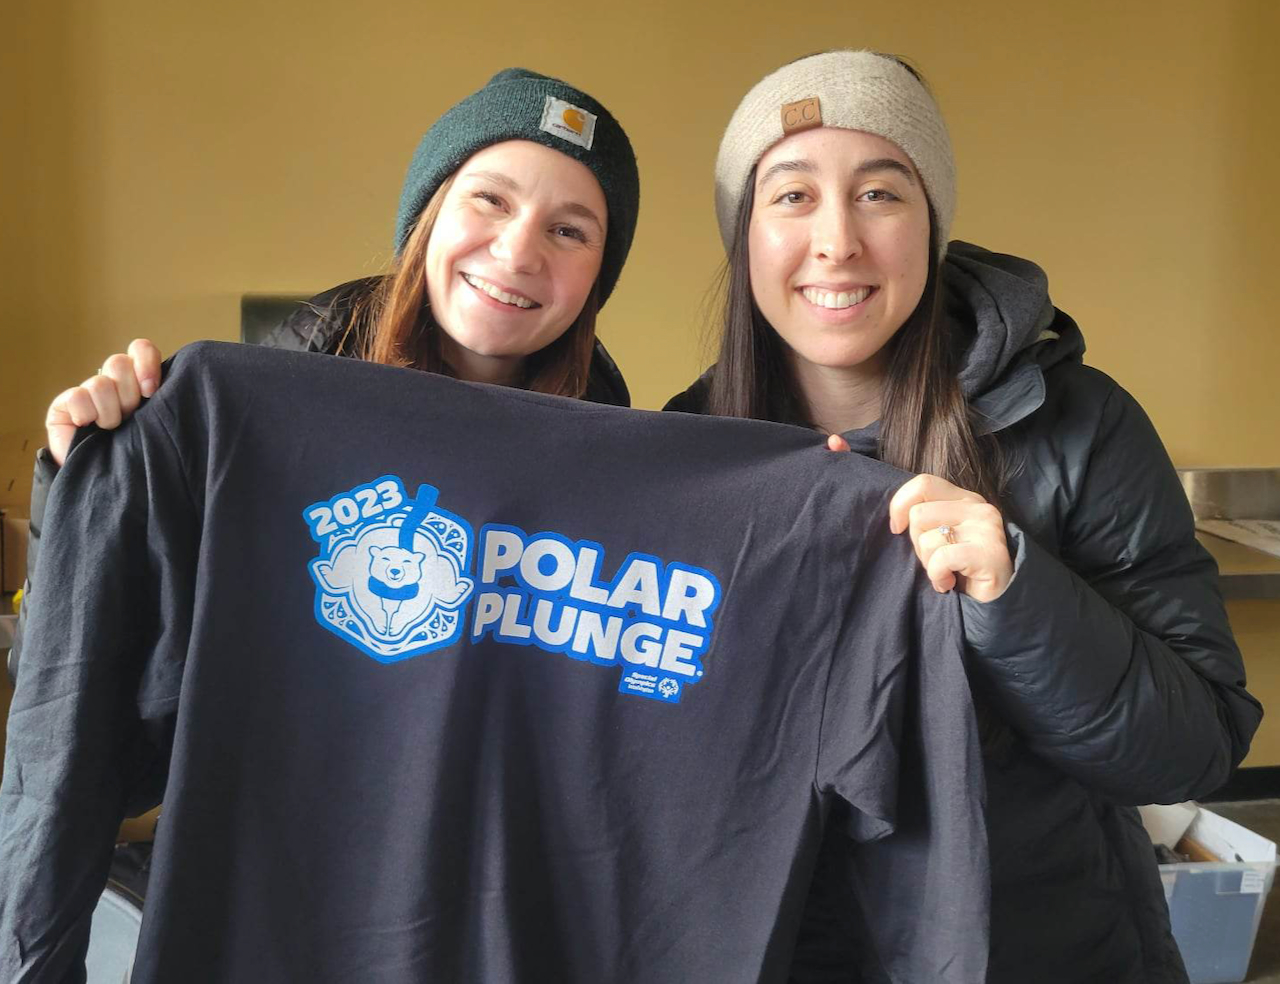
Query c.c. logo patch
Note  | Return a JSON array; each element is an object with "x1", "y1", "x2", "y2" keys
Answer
[{"x1": 781, "y1": 96, "x2": 822, "y2": 135}]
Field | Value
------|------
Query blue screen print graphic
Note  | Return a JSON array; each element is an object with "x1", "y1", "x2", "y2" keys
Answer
[
  {"x1": 470, "y1": 526, "x2": 721, "y2": 704},
  {"x1": 304, "y1": 477, "x2": 475, "y2": 663},
  {"x1": 302, "y1": 475, "x2": 722, "y2": 703}
]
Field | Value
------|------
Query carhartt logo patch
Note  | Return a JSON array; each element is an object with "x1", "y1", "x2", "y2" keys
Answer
[
  {"x1": 781, "y1": 97, "x2": 822, "y2": 135},
  {"x1": 540, "y1": 95, "x2": 596, "y2": 150},
  {"x1": 561, "y1": 107, "x2": 586, "y2": 134}
]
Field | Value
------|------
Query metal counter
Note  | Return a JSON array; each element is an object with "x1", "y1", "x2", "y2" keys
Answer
[
  {"x1": 1180, "y1": 469, "x2": 1280, "y2": 601},
  {"x1": 1196, "y1": 532, "x2": 1280, "y2": 601}
]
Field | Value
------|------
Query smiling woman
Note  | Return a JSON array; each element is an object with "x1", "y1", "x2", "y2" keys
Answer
[
  {"x1": 37, "y1": 67, "x2": 642, "y2": 472},
  {"x1": 11, "y1": 68, "x2": 643, "y2": 781},
  {"x1": 7, "y1": 73, "x2": 641, "y2": 977},
  {"x1": 665, "y1": 49, "x2": 1263, "y2": 984},
  {"x1": 345, "y1": 68, "x2": 638, "y2": 400}
]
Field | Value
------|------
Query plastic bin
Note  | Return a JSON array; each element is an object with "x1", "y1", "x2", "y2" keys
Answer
[{"x1": 1145, "y1": 804, "x2": 1277, "y2": 984}]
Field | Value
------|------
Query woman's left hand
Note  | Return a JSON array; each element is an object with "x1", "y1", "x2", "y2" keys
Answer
[{"x1": 827, "y1": 435, "x2": 1013, "y2": 602}]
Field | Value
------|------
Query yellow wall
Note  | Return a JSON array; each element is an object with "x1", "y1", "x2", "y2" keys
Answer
[
  {"x1": 1232, "y1": 601, "x2": 1280, "y2": 765},
  {"x1": 2, "y1": 0, "x2": 1278, "y2": 764}
]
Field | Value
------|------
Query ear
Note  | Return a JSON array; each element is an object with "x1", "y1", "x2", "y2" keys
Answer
[
  {"x1": 368, "y1": 546, "x2": 385, "y2": 560},
  {"x1": 310, "y1": 560, "x2": 336, "y2": 592},
  {"x1": 412, "y1": 551, "x2": 426, "y2": 564}
]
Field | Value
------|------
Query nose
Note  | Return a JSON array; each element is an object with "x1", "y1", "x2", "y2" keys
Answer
[
  {"x1": 490, "y1": 214, "x2": 544, "y2": 274},
  {"x1": 812, "y1": 202, "x2": 862, "y2": 263},
  {"x1": 388, "y1": 568, "x2": 402, "y2": 579}
]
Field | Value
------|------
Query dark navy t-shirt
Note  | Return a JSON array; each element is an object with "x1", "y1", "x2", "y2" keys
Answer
[{"x1": 0, "y1": 342, "x2": 988, "y2": 983}]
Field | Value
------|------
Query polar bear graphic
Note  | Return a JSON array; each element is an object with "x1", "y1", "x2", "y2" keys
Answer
[
  {"x1": 312, "y1": 521, "x2": 473, "y2": 642},
  {"x1": 305, "y1": 480, "x2": 476, "y2": 661},
  {"x1": 366, "y1": 545, "x2": 426, "y2": 634}
]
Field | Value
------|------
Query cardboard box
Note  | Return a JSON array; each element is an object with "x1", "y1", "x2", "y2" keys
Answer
[
  {"x1": 1, "y1": 511, "x2": 29, "y2": 594},
  {"x1": 1142, "y1": 803, "x2": 1277, "y2": 984}
]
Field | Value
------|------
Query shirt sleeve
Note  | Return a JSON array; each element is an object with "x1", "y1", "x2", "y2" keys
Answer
[
  {"x1": 0, "y1": 411, "x2": 196, "y2": 982},
  {"x1": 811, "y1": 531, "x2": 989, "y2": 984},
  {"x1": 7, "y1": 449, "x2": 58, "y2": 685}
]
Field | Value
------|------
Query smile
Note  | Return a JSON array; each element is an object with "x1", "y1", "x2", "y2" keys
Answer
[
  {"x1": 799, "y1": 285, "x2": 875, "y2": 310},
  {"x1": 461, "y1": 273, "x2": 540, "y2": 309}
]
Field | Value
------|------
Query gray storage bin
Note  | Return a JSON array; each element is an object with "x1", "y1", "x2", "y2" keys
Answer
[{"x1": 1149, "y1": 805, "x2": 1277, "y2": 984}]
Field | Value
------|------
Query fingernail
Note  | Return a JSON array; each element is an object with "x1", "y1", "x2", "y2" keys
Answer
[{"x1": 141, "y1": 378, "x2": 156, "y2": 398}]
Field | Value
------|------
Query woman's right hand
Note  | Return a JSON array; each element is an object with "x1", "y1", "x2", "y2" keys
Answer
[{"x1": 45, "y1": 339, "x2": 164, "y2": 466}]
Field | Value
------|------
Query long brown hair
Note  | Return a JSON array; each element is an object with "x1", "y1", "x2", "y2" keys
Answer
[
  {"x1": 345, "y1": 175, "x2": 599, "y2": 399},
  {"x1": 707, "y1": 171, "x2": 1004, "y2": 504}
]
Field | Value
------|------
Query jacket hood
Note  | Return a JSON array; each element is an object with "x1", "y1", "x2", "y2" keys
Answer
[
  {"x1": 946, "y1": 241, "x2": 1057, "y2": 397},
  {"x1": 943, "y1": 240, "x2": 1084, "y2": 440},
  {"x1": 830, "y1": 242, "x2": 1088, "y2": 452}
]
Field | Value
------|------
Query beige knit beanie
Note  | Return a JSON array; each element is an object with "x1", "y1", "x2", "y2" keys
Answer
[{"x1": 715, "y1": 50, "x2": 955, "y2": 255}]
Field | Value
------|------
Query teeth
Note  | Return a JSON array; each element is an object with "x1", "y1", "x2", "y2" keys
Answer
[
  {"x1": 463, "y1": 273, "x2": 536, "y2": 308},
  {"x1": 801, "y1": 286, "x2": 873, "y2": 309}
]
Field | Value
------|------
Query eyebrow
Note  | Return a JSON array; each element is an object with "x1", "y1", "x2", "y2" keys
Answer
[
  {"x1": 757, "y1": 156, "x2": 917, "y2": 189},
  {"x1": 561, "y1": 201, "x2": 606, "y2": 232},
  {"x1": 468, "y1": 170, "x2": 520, "y2": 191},
  {"x1": 464, "y1": 170, "x2": 605, "y2": 233}
]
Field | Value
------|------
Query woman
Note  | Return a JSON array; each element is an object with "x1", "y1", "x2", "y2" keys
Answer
[
  {"x1": 41, "y1": 66, "x2": 637, "y2": 465},
  {"x1": 12, "y1": 65, "x2": 639, "y2": 676},
  {"x1": 665, "y1": 50, "x2": 1261, "y2": 982}
]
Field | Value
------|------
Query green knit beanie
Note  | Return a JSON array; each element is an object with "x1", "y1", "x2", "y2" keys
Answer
[{"x1": 394, "y1": 68, "x2": 640, "y2": 306}]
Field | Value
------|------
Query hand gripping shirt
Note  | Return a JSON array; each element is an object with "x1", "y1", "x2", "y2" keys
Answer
[{"x1": 0, "y1": 342, "x2": 988, "y2": 983}]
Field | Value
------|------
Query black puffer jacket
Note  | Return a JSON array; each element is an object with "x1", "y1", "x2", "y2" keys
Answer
[
  {"x1": 8, "y1": 278, "x2": 630, "y2": 681},
  {"x1": 666, "y1": 241, "x2": 1263, "y2": 983}
]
